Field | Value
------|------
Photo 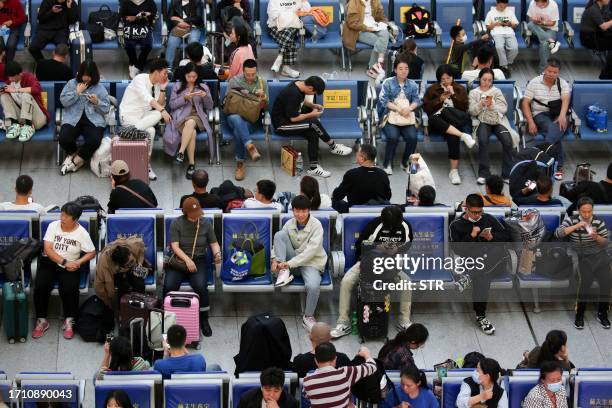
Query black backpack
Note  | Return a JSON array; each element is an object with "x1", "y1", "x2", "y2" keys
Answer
[
  {"x1": 0, "y1": 238, "x2": 42, "y2": 282},
  {"x1": 351, "y1": 358, "x2": 395, "y2": 404},
  {"x1": 403, "y1": 3, "x2": 433, "y2": 38},
  {"x1": 76, "y1": 295, "x2": 115, "y2": 343}
]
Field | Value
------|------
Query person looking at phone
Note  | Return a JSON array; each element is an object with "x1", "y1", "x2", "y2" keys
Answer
[
  {"x1": 484, "y1": 0, "x2": 520, "y2": 74},
  {"x1": 120, "y1": 0, "x2": 157, "y2": 79},
  {"x1": 450, "y1": 194, "x2": 510, "y2": 335},
  {"x1": 237, "y1": 367, "x2": 299, "y2": 408},
  {"x1": 27, "y1": 0, "x2": 77, "y2": 62},
  {"x1": 526, "y1": 0, "x2": 562, "y2": 74},
  {"x1": 514, "y1": 175, "x2": 563, "y2": 206},
  {"x1": 96, "y1": 336, "x2": 151, "y2": 380},
  {"x1": 163, "y1": 62, "x2": 214, "y2": 180},
  {"x1": 556, "y1": 196, "x2": 610, "y2": 329},
  {"x1": 457, "y1": 357, "x2": 507, "y2": 408},
  {"x1": 154, "y1": 324, "x2": 207, "y2": 379},
  {"x1": 35, "y1": 44, "x2": 73, "y2": 81},
  {"x1": 58, "y1": 60, "x2": 110, "y2": 175},
  {"x1": 380, "y1": 365, "x2": 438, "y2": 408}
]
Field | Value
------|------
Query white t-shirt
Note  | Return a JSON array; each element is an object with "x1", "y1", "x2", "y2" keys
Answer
[
  {"x1": 524, "y1": 74, "x2": 570, "y2": 116},
  {"x1": 119, "y1": 73, "x2": 160, "y2": 119},
  {"x1": 485, "y1": 6, "x2": 519, "y2": 35},
  {"x1": 462, "y1": 68, "x2": 507, "y2": 84},
  {"x1": 43, "y1": 220, "x2": 95, "y2": 262},
  {"x1": 243, "y1": 198, "x2": 284, "y2": 211},
  {"x1": 0, "y1": 201, "x2": 46, "y2": 214},
  {"x1": 527, "y1": 0, "x2": 559, "y2": 31},
  {"x1": 363, "y1": 0, "x2": 377, "y2": 29}
]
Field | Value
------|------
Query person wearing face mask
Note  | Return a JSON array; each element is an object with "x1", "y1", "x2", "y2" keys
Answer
[
  {"x1": 522, "y1": 362, "x2": 567, "y2": 408},
  {"x1": 457, "y1": 358, "x2": 507, "y2": 408},
  {"x1": 381, "y1": 365, "x2": 439, "y2": 408},
  {"x1": 517, "y1": 329, "x2": 574, "y2": 370},
  {"x1": 377, "y1": 323, "x2": 429, "y2": 370},
  {"x1": 446, "y1": 25, "x2": 495, "y2": 78},
  {"x1": 450, "y1": 194, "x2": 511, "y2": 335},
  {"x1": 237, "y1": 367, "x2": 299, "y2": 408},
  {"x1": 556, "y1": 196, "x2": 610, "y2": 329}
]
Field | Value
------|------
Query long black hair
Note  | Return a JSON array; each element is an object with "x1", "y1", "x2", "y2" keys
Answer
[
  {"x1": 401, "y1": 365, "x2": 429, "y2": 389},
  {"x1": 378, "y1": 323, "x2": 429, "y2": 360},
  {"x1": 536, "y1": 330, "x2": 567, "y2": 367},
  {"x1": 300, "y1": 176, "x2": 322, "y2": 210},
  {"x1": 108, "y1": 336, "x2": 135, "y2": 372},
  {"x1": 104, "y1": 390, "x2": 134, "y2": 408},
  {"x1": 177, "y1": 62, "x2": 206, "y2": 94}
]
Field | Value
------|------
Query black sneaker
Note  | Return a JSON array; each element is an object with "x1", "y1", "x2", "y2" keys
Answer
[
  {"x1": 574, "y1": 314, "x2": 585, "y2": 329},
  {"x1": 200, "y1": 319, "x2": 212, "y2": 337},
  {"x1": 186, "y1": 165, "x2": 195, "y2": 180},
  {"x1": 175, "y1": 152, "x2": 184, "y2": 163},
  {"x1": 597, "y1": 313, "x2": 611, "y2": 329}
]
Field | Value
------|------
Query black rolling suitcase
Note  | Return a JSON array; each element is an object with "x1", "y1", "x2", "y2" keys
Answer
[{"x1": 356, "y1": 284, "x2": 390, "y2": 342}]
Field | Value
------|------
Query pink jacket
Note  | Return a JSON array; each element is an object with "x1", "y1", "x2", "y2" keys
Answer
[{"x1": 228, "y1": 45, "x2": 255, "y2": 79}]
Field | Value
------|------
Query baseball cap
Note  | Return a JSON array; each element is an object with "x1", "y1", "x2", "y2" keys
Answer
[
  {"x1": 182, "y1": 197, "x2": 203, "y2": 218},
  {"x1": 111, "y1": 160, "x2": 129, "y2": 176}
]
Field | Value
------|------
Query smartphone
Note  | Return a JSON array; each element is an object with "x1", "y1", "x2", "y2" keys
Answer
[{"x1": 529, "y1": 181, "x2": 537, "y2": 190}]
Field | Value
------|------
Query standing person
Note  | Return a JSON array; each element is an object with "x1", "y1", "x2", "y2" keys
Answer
[
  {"x1": 380, "y1": 366, "x2": 439, "y2": 408},
  {"x1": 0, "y1": 61, "x2": 49, "y2": 142},
  {"x1": 271, "y1": 195, "x2": 327, "y2": 332},
  {"x1": 120, "y1": 0, "x2": 157, "y2": 79},
  {"x1": 226, "y1": 59, "x2": 267, "y2": 181},
  {"x1": 266, "y1": 0, "x2": 310, "y2": 78},
  {"x1": 58, "y1": 61, "x2": 110, "y2": 175},
  {"x1": 468, "y1": 68, "x2": 517, "y2": 185},
  {"x1": 556, "y1": 196, "x2": 610, "y2": 329},
  {"x1": 237, "y1": 367, "x2": 299, "y2": 408},
  {"x1": 163, "y1": 198, "x2": 222, "y2": 337},
  {"x1": 165, "y1": 0, "x2": 203, "y2": 71},
  {"x1": 0, "y1": 0, "x2": 26, "y2": 63},
  {"x1": 526, "y1": 0, "x2": 561, "y2": 73},
  {"x1": 0, "y1": 174, "x2": 46, "y2": 214},
  {"x1": 28, "y1": 0, "x2": 78, "y2": 61},
  {"x1": 107, "y1": 160, "x2": 158, "y2": 214},
  {"x1": 397, "y1": 38, "x2": 425, "y2": 80},
  {"x1": 35, "y1": 44, "x2": 73, "y2": 81},
  {"x1": 293, "y1": 323, "x2": 351, "y2": 378},
  {"x1": 522, "y1": 362, "x2": 568, "y2": 408},
  {"x1": 164, "y1": 62, "x2": 214, "y2": 179},
  {"x1": 271, "y1": 77, "x2": 352, "y2": 178},
  {"x1": 227, "y1": 23, "x2": 255, "y2": 79},
  {"x1": 342, "y1": 0, "x2": 390, "y2": 75},
  {"x1": 580, "y1": 0, "x2": 612, "y2": 79},
  {"x1": 521, "y1": 57, "x2": 570, "y2": 180},
  {"x1": 378, "y1": 323, "x2": 429, "y2": 370},
  {"x1": 485, "y1": 0, "x2": 519, "y2": 74},
  {"x1": 422, "y1": 64, "x2": 475, "y2": 185},
  {"x1": 457, "y1": 358, "x2": 508, "y2": 408},
  {"x1": 378, "y1": 58, "x2": 420, "y2": 175},
  {"x1": 32, "y1": 202, "x2": 96, "y2": 340},
  {"x1": 119, "y1": 58, "x2": 171, "y2": 181},
  {"x1": 179, "y1": 169, "x2": 223, "y2": 210}
]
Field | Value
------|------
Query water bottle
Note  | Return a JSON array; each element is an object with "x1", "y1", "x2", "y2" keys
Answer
[
  {"x1": 351, "y1": 311, "x2": 358, "y2": 335},
  {"x1": 295, "y1": 152, "x2": 304, "y2": 175}
]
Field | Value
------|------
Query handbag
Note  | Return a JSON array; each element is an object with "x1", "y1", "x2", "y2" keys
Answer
[
  {"x1": 223, "y1": 78, "x2": 265, "y2": 124},
  {"x1": 532, "y1": 79, "x2": 569, "y2": 120},
  {"x1": 87, "y1": 21, "x2": 105, "y2": 43},
  {"x1": 164, "y1": 219, "x2": 200, "y2": 273},
  {"x1": 170, "y1": 25, "x2": 191, "y2": 38},
  {"x1": 230, "y1": 222, "x2": 266, "y2": 277},
  {"x1": 280, "y1": 145, "x2": 299, "y2": 176},
  {"x1": 88, "y1": 5, "x2": 120, "y2": 31},
  {"x1": 586, "y1": 104, "x2": 608, "y2": 133},
  {"x1": 573, "y1": 162, "x2": 594, "y2": 183},
  {"x1": 387, "y1": 96, "x2": 416, "y2": 126},
  {"x1": 221, "y1": 241, "x2": 254, "y2": 281}
]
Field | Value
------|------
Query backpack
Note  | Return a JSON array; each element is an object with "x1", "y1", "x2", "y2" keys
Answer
[
  {"x1": 76, "y1": 295, "x2": 115, "y2": 342},
  {"x1": 573, "y1": 162, "x2": 595, "y2": 183},
  {"x1": 210, "y1": 180, "x2": 250, "y2": 212},
  {"x1": 0, "y1": 238, "x2": 42, "y2": 282},
  {"x1": 504, "y1": 209, "x2": 546, "y2": 275},
  {"x1": 403, "y1": 3, "x2": 433, "y2": 38},
  {"x1": 351, "y1": 357, "x2": 394, "y2": 404}
]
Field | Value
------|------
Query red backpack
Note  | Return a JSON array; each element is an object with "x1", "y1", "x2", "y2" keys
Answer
[{"x1": 403, "y1": 3, "x2": 434, "y2": 38}]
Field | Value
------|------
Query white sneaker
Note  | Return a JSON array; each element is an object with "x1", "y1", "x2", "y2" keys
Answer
[
  {"x1": 60, "y1": 159, "x2": 77, "y2": 176},
  {"x1": 302, "y1": 315, "x2": 317, "y2": 332},
  {"x1": 449, "y1": 169, "x2": 461, "y2": 185},
  {"x1": 281, "y1": 65, "x2": 300, "y2": 78},
  {"x1": 271, "y1": 54, "x2": 283, "y2": 73},
  {"x1": 477, "y1": 177, "x2": 486, "y2": 185},
  {"x1": 549, "y1": 40, "x2": 561, "y2": 54},
  {"x1": 461, "y1": 133, "x2": 476, "y2": 149},
  {"x1": 330, "y1": 323, "x2": 351, "y2": 339},
  {"x1": 306, "y1": 165, "x2": 331, "y2": 178},
  {"x1": 274, "y1": 268, "x2": 294, "y2": 287},
  {"x1": 330, "y1": 143, "x2": 352, "y2": 156},
  {"x1": 384, "y1": 165, "x2": 393, "y2": 175},
  {"x1": 148, "y1": 166, "x2": 157, "y2": 181},
  {"x1": 128, "y1": 65, "x2": 139, "y2": 79}
]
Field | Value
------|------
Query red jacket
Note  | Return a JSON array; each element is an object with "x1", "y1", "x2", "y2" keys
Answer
[
  {"x1": 16, "y1": 72, "x2": 50, "y2": 120},
  {"x1": 0, "y1": 0, "x2": 27, "y2": 28}
]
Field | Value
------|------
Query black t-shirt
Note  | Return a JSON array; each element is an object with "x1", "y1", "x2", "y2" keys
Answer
[
  {"x1": 180, "y1": 192, "x2": 224, "y2": 210},
  {"x1": 355, "y1": 216, "x2": 413, "y2": 260},
  {"x1": 518, "y1": 195, "x2": 563, "y2": 207},
  {"x1": 331, "y1": 166, "x2": 392, "y2": 207},
  {"x1": 581, "y1": 3, "x2": 610, "y2": 34},
  {"x1": 271, "y1": 81, "x2": 305, "y2": 129},
  {"x1": 600, "y1": 180, "x2": 612, "y2": 203},
  {"x1": 107, "y1": 179, "x2": 158, "y2": 214},
  {"x1": 35, "y1": 59, "x2": 73, "y2": 82},
  {"x1": 292, "y1": 351, "x2": 351, "y2": 378}
]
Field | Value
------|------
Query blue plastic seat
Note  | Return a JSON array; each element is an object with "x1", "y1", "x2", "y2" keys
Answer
[
  {"x1": 575, "y1": 377, "x2": 612, "y2": 408},
  {"x1": 0, "y1": 216, "x2": 34, "y2": 290},
  {"x1": 442, "y1": 378, "x2": 464, "y2": 408},
  {"x1": 21, "y1": 380, "x2": 82, "y2": 408},
  {"x1": 164, "y1": 379, "x2": 224, "y2": 408},
  {"x1": 301, "y1": 0, "x2": 343, "y2": 52},
  {"x1": 393, "y1": 0, "x2": 438, "y2": 48},
  {"x1": 571, "y1": 81, "x2": 612, "y2": 140},
  {"x1": 507, "y1": 377, "x2": 539, "y2": 408},
  {"x1": 95, "y1": 381, "x2": 154, "y2": 408},
  {"x1": 436, "y1": 0, "x2": 474, "y2": 48},
  {"x1": 0, "y1": 82, "x2": 57, "y2": 142},
  {"x1": 257, "y1": 0, "x2": 281, "y2": 50}
]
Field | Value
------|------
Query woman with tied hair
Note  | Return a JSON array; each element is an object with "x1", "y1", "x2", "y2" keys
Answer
[
  {"x1": 378, "y1": 323, "x2": 429, "y2": 370},
  {"x1": 518, "y1": 329, "x2": 574, "y2": 370},
  {"x1": 97, "y1": 336, "x2": 151, "y2": 379},
  {"x1": 381, "y1": 365, "x2": 439, "y2": 408}
]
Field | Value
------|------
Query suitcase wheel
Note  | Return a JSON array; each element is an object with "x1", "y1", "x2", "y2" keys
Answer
[
  {"x1": 8, "y1": 337, "x2": 15, "y2": 344},
  {"x1": 19, "y1": 337, "x2": 26, "y2": 343}
]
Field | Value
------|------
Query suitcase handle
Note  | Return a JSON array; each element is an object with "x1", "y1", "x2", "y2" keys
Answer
[
  {"x1": 170, "y1": 298, "x2": 191, "y2": 308},
  {"x1": 128, "y1": 299, "x2": 145, "y2": 309}
]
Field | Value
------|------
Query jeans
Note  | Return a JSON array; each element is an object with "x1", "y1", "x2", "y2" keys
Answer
[
  {"x1": 476, "y1": 123, "x2": 515, "y2": 178},
  {"x1": 492, "y1": 33, "x2": 519, "y2": 67},
  {"x1": 358, "y1": 29, "x2": 390, "y2": 68},
  {"x1": 527, "y1": 22, "x2": 557, "y2": 73},
  {"x1": 336, "y1": 261, "x2": 412, "y2": 326},
  {"x1": 34, "y1": 256, "x2": 81, "y2": 319},
  {"x1": 163, "y1": 254, "x2": 210, "y2": 311},
  {"x1": 273, "y1": 230, "x2": 321, "y2": 317},
  {"x1": 227, "y1": 114, "x2": 256, "y2": 161},
  {"x1": 0, "y1": 29, "x2": 20, "y2": 62},
  {"x1": 59, "y1": 114, "x2": 105, "y2": 161},
  {"x1": 165, "y1": 30, "x2": 201, "y2": 68},
  {"x1": 533, "y1": 112, "x2": 566, "y2": 167},
  {"x1": 382, "y1": 124, "x2": 417, "y2": 168}
]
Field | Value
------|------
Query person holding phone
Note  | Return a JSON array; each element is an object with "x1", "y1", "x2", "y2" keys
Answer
[
  {"x1": 58, "y1": 61, "x2": 110, "y2": 175},
  {"x1": 96, "y1": 336, "x2": 151, "y2": 380},
  {"x1": 484, "y1": 0, "x2": 519, "y2": 73},
  {"x1": 163, "y1": 62, "x2": 214, "y2": 179},
  {"x1": 120, "y1": 0, "x2": 157, "y2": 79},
  {"x1": 457, "y1": 358, "x2": 508, "y2": 408},
  {"x1": 27, "y1": 0, "x2": 77, "y2": 61}
]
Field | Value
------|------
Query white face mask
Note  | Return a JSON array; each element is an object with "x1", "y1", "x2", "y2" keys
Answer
[
  {"x1": 461, "y1": 34, "x2": 468, "y2": 42},
  {"x1": 467, "y1": 216, "x2": 481, "y2": 223},
  {"x1": 546, "y1": 381, "x2": 563, "y2": 393}
]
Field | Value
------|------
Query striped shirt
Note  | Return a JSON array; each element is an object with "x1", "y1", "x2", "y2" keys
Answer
[
  {"x1": 303, "y1": 360, "x2": 377, "y2": 408},
  {"x1": 524, "y1": 75, "x2": 570, "y2": 116},
  {"x1": 556, "y1": 214, "x2": 609, "y2": 255}
]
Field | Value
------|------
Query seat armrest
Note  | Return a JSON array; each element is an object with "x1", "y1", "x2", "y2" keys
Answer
[
  {"x1": 118, "y1": 21, "x2": 125, "y2": 47},
  {"x1": 434, "y1": 21, "x2": 442, "y2": 44},
  {"x1": 254, "y1": 21, "x2": 262, "y2": 45},
  {"x1": 161, "y1": 20, "x2": 168, "y2": 46}
]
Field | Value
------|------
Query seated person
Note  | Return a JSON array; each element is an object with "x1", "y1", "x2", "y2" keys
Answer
[
  {"x1": 407, "y1": 185, "x2": 439, "y2": 207},
  {"x1": 97, "y1": 336, "x2": 151, "y2": 380},
  {"x1": 485, "y1": 0, "x2": 520, "y2": 74},
  {"x1": 526, "y1": 0, "x2": 561, "y2": 74},
  {"x1": 461, "y1": 47, "x2": 506, "y2": 84},
  {"x1": 515, "y1": 175, "x2": 562, "y2": 206},
  {"x1": 446, "y1": 25, "x2": 493, "y2": 77},
  {"x1": 522, "y1": 362, "x2": 568, "y2": 408},
  {"x1": 243, "y1": 179, "x2": 284, "y2": 211},
  {"x1": 265, "y1": 0, "x2": 308, "y2": 78},
  {"x1": 165, "y1": 0, "x2": 204, "y2": 72},
  {"x1": 28, "y1": 0, "x2": 78, "y2": 61},
  {"x1": 562, "y1": 162, "x2": 612, "y2": 206},
  {"x1": 154, "y1": 324, "x2": 206, "y2": 379},
  {"x1": 518, "y1": 329, "x2": 574, "y2": 370},
  {"x1": 104, "y1": 390, "x2": 134, "y2": 408},
  {"x1": 35, "y1": 44, "x2": 73, "y2": 81},
  {"x1": 174, "y1": 42, "x2": 218, "y2": 81},
  {"x1": 331, "y1": 144, "x2": 392, "y2": 213},
  {"x1": 580, "y1": 0, "x2": 612, "y2": 79},
  {"x1": 238, "y1": 368, "x2": 299, "y2": 408},
  {"x1": 0, "y1": 61, "x2": 49, "y2": 142},
  {"x1": 289, "y1": 176, "x2": 332, "y2": 210},
  {"x1": 331, "y1": 205, "x2": 413, "y2": 338},
  {"x1": 378, "y1": 323, "x2": 429, "y2": 370},
  {"x1": 227, "y1": 23, "x2": 255, "y2": 79},
  {"x1": 271, "y1": 195, "x2": 327, "y2": 332},
  {"x1": 397, "y1": 38, "x2": 425, "y2": 80},
  {"x1": 179, "y1": 169, "x2": 223, "y2": 210},
  {"x1": 480, "y1": 175, "x2": 513, "y2": 207},
  {"x1": 0, "y1": 0, "x2": 26, "y2": 63},
  {"x1": 107, "y1": 160, "x2": 158, "y2": 214},
  {"x1": 0, "y1": 174, "x2": 46, "y2": 214},
  {"x1": 94, "y1": 235, "x2": 147, "y2": 308},
  {"x1": 457, "y1": 357, "x2": 508, "y2": 408},
  {"x1": 293, "y1": 322, "x2": 351, "y2": 378},
  {"x1": 380, "y1": 365, "x2": 439, "y2": 408}
]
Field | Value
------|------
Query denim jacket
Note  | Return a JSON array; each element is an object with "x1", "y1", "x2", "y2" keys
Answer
[
  {"x1": 377, "y1": 76, "x2": 420, "y2": 119},
  {"x1": 60, "y1": 79, "x2": 111, "y2": 128}
]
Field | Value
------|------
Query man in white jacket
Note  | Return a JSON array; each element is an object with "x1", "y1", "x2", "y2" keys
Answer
[
  {"x1": 271, "y1": 195, "x2": 327, "y2": 332},
  {"x1": 267, "y1": 0, "x2": 311, "y2": 78}
]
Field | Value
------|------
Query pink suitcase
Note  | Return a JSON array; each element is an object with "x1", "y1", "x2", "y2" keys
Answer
[
  {"x1": 111, "y1": 137, "x2": 149, "y2": 184},
  {"x1": 163, "y1": 291, "x2": 200, "y2": 346}
]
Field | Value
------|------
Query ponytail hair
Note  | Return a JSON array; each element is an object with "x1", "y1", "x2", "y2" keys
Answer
[
  {"x1": 400, "y1": 365, "x2": 429, "y2": 389},
  {"x1": 378, "y1": 323, "x2": 429, "y2": 360}
]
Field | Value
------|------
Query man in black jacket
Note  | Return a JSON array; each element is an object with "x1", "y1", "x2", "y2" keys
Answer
[
  {"x1": 331, "y1": 144, "x2": 392, "y2": 213},
  {"x1": 29, "y1": 0, "x2": 78, "y2": 61},
  {"x1": 293, "y1": 323, "x2": 351, "y2": 378},
  {"x1": 450, "y1": 194, "x2": 510, "y2": 335},
  {"x1": 237, "y1": 367, "x2": 298, "y2": 408},
  {"x1": 107, "y1": 160, "x2": 158, "y2": 214}
]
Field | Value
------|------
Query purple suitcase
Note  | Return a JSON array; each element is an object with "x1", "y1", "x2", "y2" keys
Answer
[{"x1": 111, "y1": 137, "x2": 149, "y2": 184}]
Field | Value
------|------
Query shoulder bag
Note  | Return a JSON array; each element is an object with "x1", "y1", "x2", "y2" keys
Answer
[
  {"x1": 532, "y1": 79, "x2": 567, "y2": 120},
  {"x1": 117, "y1": 185, "x2": 156, "y2": 208},
  {"x1": 164, "y1": 218, "x2": 200, "y2": 273},
  {"x1": 223, "y1": 78, "x2": 264, "y2": 123}
]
